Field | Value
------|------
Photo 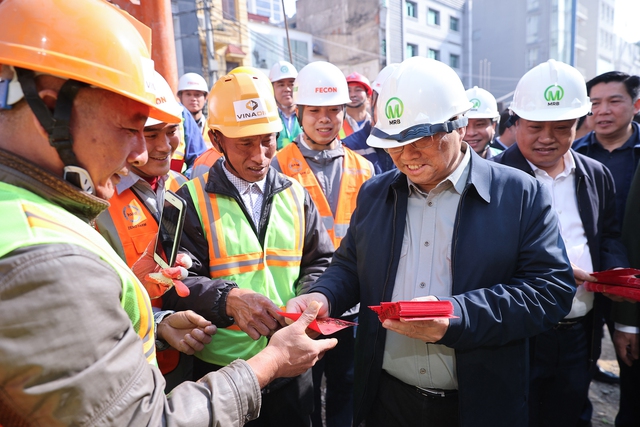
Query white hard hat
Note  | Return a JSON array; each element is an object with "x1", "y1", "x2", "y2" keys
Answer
[
  {"x1": 465, "y1": 86, "x2": 499, "y2": 119},
  {"x1": 269, "y1": 60, "x2": 298, "y2": 82},
  {"x1": 510, "y1": 59, "x2": 591, "y2": 121},
  {"x1": 367, "y1": 57, "x2": 472, "y2": 149},
  {"x1": 371, "y1": 63, "x2": 400, "y2": 95},
  {"x1": 146, "y1": 71, "x2": 184, "y2": 126},
  {"x1": 293, "y1": 61, "x2": 350, "y2": 106},
  {"x1": 177, "y1": 72, "x2": 209, "y2": 94}
]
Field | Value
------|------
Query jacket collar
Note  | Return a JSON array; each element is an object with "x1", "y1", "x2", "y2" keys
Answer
[
  {"x1": 204, "y1": 157, "x2": 292, "y2": 198},
  {"x1": 0, "y1": 147, "x2": 108, "y2": 221},
  {"x1": 572, "y1": 121, "x2": 640, "y2": 151}
]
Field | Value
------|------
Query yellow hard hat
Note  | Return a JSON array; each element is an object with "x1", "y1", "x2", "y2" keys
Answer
[
  {"x1": 0, "y1": 0, "x2": 180, "y2": 124},
  {"x1": 229, "y1": 66, "x2": 274, "y2": 95},
  {"x1": 208, "y1": 73, "x2": 282, "y2": 138}
]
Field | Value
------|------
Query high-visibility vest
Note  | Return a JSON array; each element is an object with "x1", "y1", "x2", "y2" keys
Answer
[
  {"x1": 276, "y1": 144, "x2": 372, "y2": 248},
  {"x1": 277, "y1": 111, "x2": 303, "y2": 151},
  {"x1": 338, "y1": 117, "x2": 354, "y2": 140},
  {"x1": 166, "y1": 170, "x2": 188, "y2": 193},
  {"x1": 191, "y1": 147, "x2": 223, "y2": 179},
  {"x1": 0, "y1": 182, "x2": 157, "y2": 365},
  {"x1": 170, "y1": 116, "x2": 187, "y2": 174},
  {"x1": 184, "y1": 173, "x2": 306, "y2": 366}
]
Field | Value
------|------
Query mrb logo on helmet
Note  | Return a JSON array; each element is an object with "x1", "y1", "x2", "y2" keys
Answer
[
  {"x1": 385, "y1": 97, "x2": 404, "y2": 125},
  {"x1": 233, "y1": 98, "x2": 267, "y2": 122},
  {"x1": 470, "y1": 98, "x2": 481, "y2": 111},
  {"x1": 544, "y1": 85, "x2": 564, "y2": 106}
]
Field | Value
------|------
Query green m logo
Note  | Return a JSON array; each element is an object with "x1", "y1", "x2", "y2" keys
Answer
[
  {"x1": 544, "y1": 85, "x2": 565, "y2": 102},
  {"x1": 385, "y1": 97, "x2": 404, "y2": 119},
  {"x1": 470, "y1": 98, "x2": 481, "y2": 109}
]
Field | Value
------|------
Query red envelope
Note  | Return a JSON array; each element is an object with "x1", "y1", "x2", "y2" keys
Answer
[
  {"x1": 591, "y1": 269, "x2": 640, "y2": 287},
  {"x1": 369, "y1": 300, "x2": 458, "y2": 323},
  {"x1": 278, "y1": 311, "x2": 358, "y2": 335},
  {"x1": 584, "y1": 282, "x2": 640, "y2": 302}
]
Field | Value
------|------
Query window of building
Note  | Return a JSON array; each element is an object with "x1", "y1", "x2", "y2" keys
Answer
[
  {"x1": 526, "y1": 15, "x2": 539, "y2": 43},
  {"x1": 406, "y1": 43, "x2": 418, "y2": 58},
  {"x1": 222, "y1": 0, "x2": 236, "y2": 20},
  {"x1": 428, "y1": 8, "x2": 440, "y2": 26},
  {"x1": 450, "y1": 53, "x2": 460, "y2": 68},
  {"x1": 450, "y1": 16, "x2": 460, "y2": 32},
  {"x1": 428, "y1": 48, "x2": 440, "y2": 61},
  {"x1": 527, "y1": 0, "x2": 539, "y2": 11},
  {"x1": 406, "y1": 1, "x2": 417, "y2": 18},
  {"x1": 381, "y1": 39, "x2": 387, "y2": 57},
  {"x1": 526, "y1": 47, "x2": 539, "y2": 69}
]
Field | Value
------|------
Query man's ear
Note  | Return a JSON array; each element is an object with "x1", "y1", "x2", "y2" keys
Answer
[{"x1": 633, "y1": 97, "x2": 640, "y2": 115}]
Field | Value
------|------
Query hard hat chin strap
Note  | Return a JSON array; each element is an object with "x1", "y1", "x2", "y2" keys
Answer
[{"x1": 15, "y1": 68, "x2": 95, "y2": 194}]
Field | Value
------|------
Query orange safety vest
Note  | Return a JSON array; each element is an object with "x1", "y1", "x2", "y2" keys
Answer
[
  {"x1": 191, "y1": 147, "x2": 223, "y2": 178},
  {"x1": 99, "y1": 173, "x2": 186, "y2": 374},
  {"x1": 276, "y1": 143, "x2": 372, "y2": 248},
  {"x1": 338, "y1": 118, "x2": 354, "y2": 140}
]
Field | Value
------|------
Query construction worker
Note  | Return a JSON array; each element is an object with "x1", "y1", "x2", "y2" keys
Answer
[
  {"x1": 343, "y1": 63, "x2": 399, "y2": 174},
  {"x1": 161, "y1": 71, "x2": 336, "y2": 426},
  {"x1": 339, "y1": 72, "x2": 372, "y2": 139},
  {"x1": 463, "y1": 86, "x2": 503, "y2": 159},
  {"x1": 286, "y1": 56, "x2": 575, "y2": 427},
  {"x1": 0, "y1": 1, "x2": 336, "y2": 425},
  {"x1": 492, "y1": 108, "x2": 518, "y2": 150},
  {"x1": 493, "y1": 59, "x2": 628, "y2": 427},
  {"x1": 272, "y1": 60, "x2": 374, "y2": 427},
  {"x1": 94, "y1": 71, "x2": 194, "y2": 393},
  {"x1": 269, "y1": 60, "x2": 302, "y2": 150},
  {"x1": 178, "y1": 72, "x2": 209, "y2": 133}
]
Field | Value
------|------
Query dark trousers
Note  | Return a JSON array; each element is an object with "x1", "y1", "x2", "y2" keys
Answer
[
  {"x1": 529, "y1": 317, "x2": 592, "y2": 427},
  {"x1": 365, "y1": 370, "x2": 459, "y2": 427},
  {"x1": 311, "y1": 320, "x2": 355, "y2": 427},
  {"x1": 616, "y1": 357, "x2": 640, "y2": 427},
  {"x1": 193, "y1": 357, "x2": 314, "y2": 427}
]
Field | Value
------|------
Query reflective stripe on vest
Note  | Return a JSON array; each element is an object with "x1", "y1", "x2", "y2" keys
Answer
[
  {"x1": 166, "y1": 170, "x2": 187, "y2": 193},
  {"x1": 191, "y1": 148, "x2": 223, "y2": 179},
  {"x1": 276, "y1": 144, "x2": 372, "y2": 248},
  {"x1": 184, "y1": 173, "x2": 305, "y2": 365},
  {"x1": 0, "y1": 182, "x2": 157, "y2": 365}
]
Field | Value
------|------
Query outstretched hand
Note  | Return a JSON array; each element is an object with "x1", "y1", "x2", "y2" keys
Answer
[{"x1": 247, "y1": 301, "x2": 338, "y2": 388}]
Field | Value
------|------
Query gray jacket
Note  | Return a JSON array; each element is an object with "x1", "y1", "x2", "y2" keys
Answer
[{"x1": 0, "y1": 148, "x2": 262, "y2": 427}]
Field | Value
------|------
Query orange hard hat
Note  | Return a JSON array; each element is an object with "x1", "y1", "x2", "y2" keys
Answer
[
  {"x1": 346, "y1": 72, "x2": 372, "y2": 97},
  {"x1": 208, "y1": 73, "x2": 282, "y2": 139},
  {"x1": 0, "y1": 0, "x2": 179, "y2": 124}
]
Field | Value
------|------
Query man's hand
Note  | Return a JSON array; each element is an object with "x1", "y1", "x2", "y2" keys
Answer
[
  {"x1": 247, "y1": 301, "x2": 338, "y2": 388},
  {"x1": 613, "y1": 330, "x2": 640, "y2": 367},
  {"x1": 572, "y1": 263, "x2": 596, "y2": 287},
  {"x1": 226, "y1": 288, "x2": 287, "y2": 340},
  {"x1": 382, "y1": 295, "x2": 449, "y2": 343},
  {"x1": 285, "y1": 293, "x2": 330, "y2": 317},
  {"x1": 156, "y1": 310, "x2": 217, "y2": 355},
  {"x1": 131, "y1": 239, "x2": 191, "y2": 299}
]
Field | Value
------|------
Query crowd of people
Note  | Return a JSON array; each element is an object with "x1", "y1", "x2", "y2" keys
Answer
[{"x1": 1, "y1": 1, "x2": 639, "y2": 427}]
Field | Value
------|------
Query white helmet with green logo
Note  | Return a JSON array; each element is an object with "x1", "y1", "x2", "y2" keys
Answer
[
  {"x1": 510, "y1": 59, "x2": 591, "y2": 121},
  {"x1": 367, "y1": 57, "x2": 473, "y2": 149},
  {"x1": 465, "y1": 86, "x2": 499, "y2": 119}
]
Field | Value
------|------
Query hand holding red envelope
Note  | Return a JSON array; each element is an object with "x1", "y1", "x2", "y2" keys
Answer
[
  {"x1": 369, "y1": 300, "x2": 458, "y2": 323},
  {"x1": 584, "y1": 268, "x2": 640, "y2": 302},
  {"x1": 278, "y1": 312, "x2": 358, "y2": 335}
]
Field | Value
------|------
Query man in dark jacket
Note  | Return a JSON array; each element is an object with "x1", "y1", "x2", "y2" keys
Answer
[
  {"x1": 493, "y1": 60, "x2": 629, "y2": 427},
  {"x1": 286, "y1": 57, "x2": 576, "y2": 427}
]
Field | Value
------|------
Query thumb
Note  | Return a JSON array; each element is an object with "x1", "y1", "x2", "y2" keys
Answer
[{"x1": 295, "y1": 300, "x2": 321, "y2": 329}]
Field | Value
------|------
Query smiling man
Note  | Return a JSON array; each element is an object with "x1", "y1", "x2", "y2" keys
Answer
[
  {"x1": 463, "y1": 86, "x2": 502, "y2": 159},
  {"x1": 286, "y1": 57, "x2": 576, "y2": 427},
  {"x1": 493, "y1": 59, "x2": 628, "y2": 427},
  {"x1": 269, "y1": 60, "x2": 301, "y2": 150}
]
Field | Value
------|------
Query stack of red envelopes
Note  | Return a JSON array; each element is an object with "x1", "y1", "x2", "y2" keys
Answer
[
  {"x1": 584, "y1": 268, "x2": 640, "y2": 302},
  {"x1": 278, "y1": 311, "x2": 358, "y2": 335},
  {"x1": 369, "y1": 300, "x2": 457, "y2": 323}
]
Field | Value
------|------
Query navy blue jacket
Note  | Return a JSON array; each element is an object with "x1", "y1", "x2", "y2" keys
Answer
[
  {"x1": 310, "y1": 149, "x2": 576, "y2": 427},
  {"x1": 342, "y1": 122, "x2": 396, "y2": 174},
  {"x1": 494, "y1": 145, "x2": 629, "y2": 364}
]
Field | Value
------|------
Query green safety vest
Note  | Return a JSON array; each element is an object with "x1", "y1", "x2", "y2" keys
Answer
[
  {"x1": 185, "y1": 173, "x2": 306, "y2": 365},
  {"x1": 0, "y1": 182, "x2": 157, "y2": 365}
]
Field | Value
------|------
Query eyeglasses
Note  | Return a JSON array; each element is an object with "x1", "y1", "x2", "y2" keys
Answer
[{"x1": 385, "y1": 137, "x2": 437, "y2": 154}]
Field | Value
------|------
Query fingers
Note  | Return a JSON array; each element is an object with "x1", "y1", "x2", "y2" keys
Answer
[
  {"x1": 175, "y1": 253, "x2": 193, "y2": 269},
  {"x1": 296, "y1": 300, "x2": 321, "y2": 329}
]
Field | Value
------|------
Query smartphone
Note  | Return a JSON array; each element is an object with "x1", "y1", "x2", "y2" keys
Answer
[{"x1": 153, "y1": 190, "x2": 187, "y2": 269}]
